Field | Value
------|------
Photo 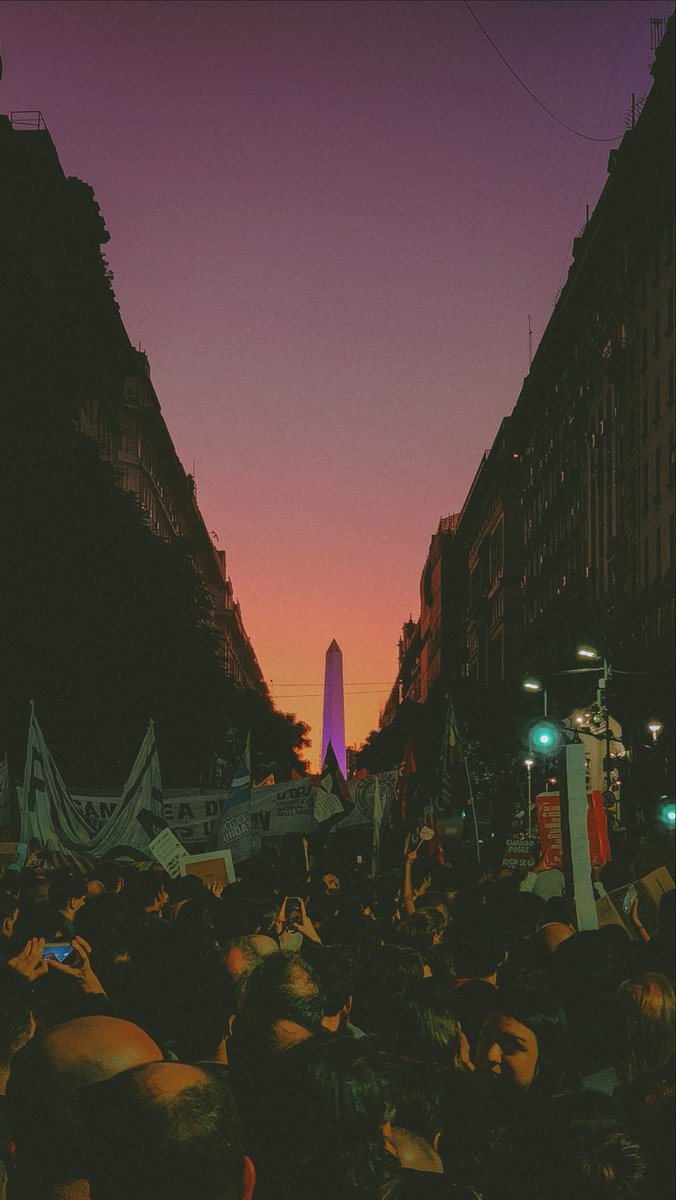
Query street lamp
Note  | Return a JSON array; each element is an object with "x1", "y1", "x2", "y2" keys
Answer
[
  {"x1": 523, "y1": 678, "x2": 548, "y2": 715},
  {"x1": 647, "y1": 720, "x2": 663, "y2": 743},
  {"x1": 524, "y1": 758, "x2": 534, "y2": 835},
  {"x1": 577, "y1": 646, "x2": 618, "y2": 818},
  {"x1": 577, "y1": 646, "x2": 598, "y2": 660}
]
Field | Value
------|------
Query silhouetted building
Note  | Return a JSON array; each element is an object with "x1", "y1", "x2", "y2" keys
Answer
[
  {"x1": 380, "y1": 616, "x2": 421, "y2": 728},
  {"x1": 419, "y1": 515, "x2": 466, "y2": 703},
  {"x1": 380, "y1": 18, "x2": 674, "y2": 732},
  {"x1": 0, "y1": 111, "x2": 267, "y2": 698},
  {"x1": 512, "y1": 18, "x2": 674, "y2": 652},
  {"x1": 456, "y1": 419, "x2": 522, "y2": 689}
]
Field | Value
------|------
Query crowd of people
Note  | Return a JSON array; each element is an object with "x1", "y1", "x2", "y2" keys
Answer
[{"x1": 0, "y1": 833, "x2": 673, "y2": 1200}]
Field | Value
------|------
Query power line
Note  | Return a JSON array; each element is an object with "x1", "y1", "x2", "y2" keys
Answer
[
  {"x1": 463, "y1": 0, "x2": 626, "y2": 143},
  {"x1": 274, "y1": 690, "x2": 391, "y2": 699},
  {"x1": 272, "y1": 681, "x2": 395, "y2": 687}
]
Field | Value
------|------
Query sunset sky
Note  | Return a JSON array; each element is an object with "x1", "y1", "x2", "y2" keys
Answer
[{"x1": 1, "y1": 0, "x2": 672, "y2": 765}]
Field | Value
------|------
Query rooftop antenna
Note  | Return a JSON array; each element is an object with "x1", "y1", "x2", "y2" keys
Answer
[{"x1": 528, "y1": 315, "x2": 533, "y2": 368}]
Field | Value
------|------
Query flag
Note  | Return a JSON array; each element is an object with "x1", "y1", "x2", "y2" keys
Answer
[
  {"x1": 290, "y1": 767, "x2": 303, "y2": 781},
  {"x1": 255, "y1": 773, "x2": 275, "y2": 789},
  {"x1": 397, "y1": 738, "x2": 417, "y2": 828},
  {"x1": 438, "y1": 700, "x2": 469, "y2": 814},
  {"x1": 312, "y1": 741, "x2": 354, "y2": 829},
  {"x1": 230, "y1": 734, "x2": 252, "y2": 793},
  {"x1": 371, "y1": 775, "x2": 385, "y2": 874},
  {"x1": 0, "y1": 755, "x2": 10, "y2": 834},
  {"x1": 438, "y1": 697, "x2": 480, "y2": 862},
  {"x1": 88, "y1": 720, "x2": 165, "y2": 859},
  {"x1": 210, "y1": 733, "x2": 253, "y2": 860},
  {"x1": 18, "y1": 704, "x2": 92, "y2": 851},
  {"x1": 18, "y1": 710, "x2": 166, "y2": 861}
]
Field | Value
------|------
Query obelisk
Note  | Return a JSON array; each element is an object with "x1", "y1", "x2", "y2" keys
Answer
[{"x1": 321, "y1": 639, "x2": 347, "y2": 776}]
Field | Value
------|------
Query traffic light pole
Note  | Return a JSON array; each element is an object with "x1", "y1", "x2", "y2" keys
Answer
[{"x1": 559, "y1": 740, "x2": 598, "y2": 931}]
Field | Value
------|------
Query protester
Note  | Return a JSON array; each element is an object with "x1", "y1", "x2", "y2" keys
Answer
[
  {"x1": 79, "y1": 1061, "x2": 255, "y2": 1200},
  {"x1": 475, "y1": 985, "x2": 573, "y2": 1101},
  {"x1": 0, "y1": 832, "x2": 671, "y2": 1200}
]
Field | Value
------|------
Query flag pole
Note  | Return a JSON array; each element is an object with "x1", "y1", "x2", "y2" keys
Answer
[{"x1": 452, "y1": 702, "x2": 481, "y2": 865}]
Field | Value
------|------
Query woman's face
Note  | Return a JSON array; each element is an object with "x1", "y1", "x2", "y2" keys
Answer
[{"x1": 476, "y1": 1013, "x2": 539, "y2": 1092}]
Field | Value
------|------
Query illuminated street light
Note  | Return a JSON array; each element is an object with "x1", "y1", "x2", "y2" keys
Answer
[
  {"x1": 522, "y1": 678, "x2": 547, "y2": 716},
  {"x1": 647, "y1": 720, "x2": 663, "y2": 743},
  {"x1": 577, "y1": 646, "x2": 599, "y2": 660}
]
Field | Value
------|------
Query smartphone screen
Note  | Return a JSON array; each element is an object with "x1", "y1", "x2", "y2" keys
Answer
[{"x1": 43, "y1": 943, "x2": 75, "y2": 964}]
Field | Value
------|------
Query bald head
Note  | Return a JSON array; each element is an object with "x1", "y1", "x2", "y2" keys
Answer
[
  {"x1": 6, "y1": 1017, "x2": 161, "y2": 1193},
  {"x1": 81, "y1": 1062, "x2": 253, "y2": 1200},
  {"x1": 39, "y1": 1016, "x2": 162, "y2": 1089}
]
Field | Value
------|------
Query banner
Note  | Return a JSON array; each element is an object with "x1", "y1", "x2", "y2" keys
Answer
[
  {"x1": 71, "y1": 792, "x2": 222, "y2": 847},
  {"x1": 17, "y1": 707, "x2": 395, "y2": 867},
  {"x1": 19, "y1": 705, "x2": 95, "y2": 851},
  {"x1": 535, "y1": 789, "x2": 611, "y2": 869},
  {"x1": 18, "y1": 711, "x2": 166, "y2": 861},
  {"x1": 211, "y1": 771, "x2": 396, "y2": 864}
]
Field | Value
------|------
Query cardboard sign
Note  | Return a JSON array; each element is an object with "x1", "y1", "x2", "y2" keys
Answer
[
  {"x1": 596, "y1": 866, "x2": 674, "y2": 939},
  {"x1": 147, "y1": 828, "x2": 188, "y2": 879},
  {"x1": 502, "y1": 835, "x2": 539, "y2": 871},
  {"x1": 535, "y1": 790, "x2": 611, "y2": 869},
  {"x1": 179, "y1": 850, "x2": 235, "y2": 888}
]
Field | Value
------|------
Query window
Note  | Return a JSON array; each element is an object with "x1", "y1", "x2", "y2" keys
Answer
[
  {"x1": 667, "y1": 286, "x2": 674, "y2": 333},
  {"x1": 669, "y1": 359, "x2": 675, "y2": 407},
  {"x1": 642, "y1": 461, "x2": 649, "y2": 512},
  {"x1": 670, "y1": 514, "x2": 675, "y2": 568},
  {"x1": 642, "y1": 394, "x2": 649, "y2": 437},
  {"x1": 654, "y1": 378, "x2": 661, "y2": 424},
  {"x1": 641, "y1": 328, "x2": 648, "y2": 370},
  {"x1": 655, "y1": 447, "x2": 662, "y2": 502},
  {"x1": 656, "y1": 526, "x2": 662, "y2": 579},
  {"x1": 489, "y1": 520, "x2": 504, "y2": 584},
  {"x1": 644, "y1": 539, "x2": 650, "y2": 587},
  {"x1": 669, "y1": 429, "x2": 675, "y2": 486},
  {"x1": 654, "y1": 309, "x2": 660, "y2": 354}
]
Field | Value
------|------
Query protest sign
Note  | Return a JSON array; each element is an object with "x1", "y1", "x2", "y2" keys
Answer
[
  {"x1": 502, "y1": 835, "x2": 539, "y2": 871},
  {"x1": 179, "y1": 850, "x2": 235, "y2": 888},
  {"x1": 596, "y1": 866, "x2": 674, "y2": 939},
  {"x1": 147, "y1": 828, "x2": 188, "y2": 879}
]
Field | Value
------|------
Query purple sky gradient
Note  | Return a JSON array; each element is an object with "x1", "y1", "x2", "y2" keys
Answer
[{"x1": 2, "y1": 1, "x2": 673, "y2": 763}]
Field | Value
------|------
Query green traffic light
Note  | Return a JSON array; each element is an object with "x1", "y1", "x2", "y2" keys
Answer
[{"x1": 529, "y1": 721, "x2": 560, "y2": 755}]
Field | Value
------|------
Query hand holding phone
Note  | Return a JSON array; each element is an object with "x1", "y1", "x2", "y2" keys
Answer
[
  {"x1": 285, "y1": 897, "x2": 302, "y2": 929},
  {"x1": 42, "y1": 943, "x2": 81, "y2": 966}
]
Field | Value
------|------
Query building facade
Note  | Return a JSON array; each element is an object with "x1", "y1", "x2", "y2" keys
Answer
[
  {"x1": 380, "y1": 18, "x2": 674, "y2": 738},
  {"x1": 456, "y1": 418, "x2": 523, "y2": 690},
  {"x1": 1, "y1": 111, "x2": 268, "y2": 699}
]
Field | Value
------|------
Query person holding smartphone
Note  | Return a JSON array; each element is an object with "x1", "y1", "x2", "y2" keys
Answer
[{"x1": 274, "y1": 897, "x2": 322, "y2": 951}]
